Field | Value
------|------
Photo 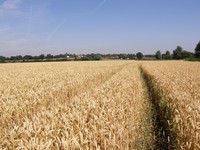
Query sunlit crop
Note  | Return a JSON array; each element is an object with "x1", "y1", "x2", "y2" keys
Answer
[
  {"x1": 142, "y1": 61, "x2": 200, "y2": 149},
  {"x1": 0, "y1": 61, "x2": 154, "y2": 149},
  {"x1": 2, "y1": 60, "x2": 198, "y2": 149}
]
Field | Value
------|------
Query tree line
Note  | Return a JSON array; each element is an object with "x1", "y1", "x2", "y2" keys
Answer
[
  {"x1": 0, "y1": 41, "x2": 200, "y2": 63},
  {"x1": 154, "y1": 41, "x2": 200, "y2": 60},
  {"x1": 124, "y1": 41, "x2": 200, "y2": 60},
  {"x1": 0, "y1": 53, "x2": 137, "y2": 63}
]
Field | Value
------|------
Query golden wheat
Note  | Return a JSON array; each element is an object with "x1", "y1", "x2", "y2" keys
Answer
[
  {"x1": 0, "y1": 61, "x2": 154, "y2": 149},
  {"x1": 141, "y1": 61, "x2": 200, "y2": 149}
]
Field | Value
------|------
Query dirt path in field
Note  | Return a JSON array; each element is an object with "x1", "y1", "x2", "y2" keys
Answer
[
  {"x1": 139, "y1": 65, "x2": 177, "y2": 150},
  {"x1": 59, "y1": 63, "x2": 155, "y2": 149}
]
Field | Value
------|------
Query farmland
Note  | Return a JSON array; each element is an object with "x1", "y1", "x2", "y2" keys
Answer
[
  {"x1": 0, "y1": 61, "x2": 200, "y2": 149},
  {"x1": 141, "y1": 61, "x2": 200, "y2": 149}
]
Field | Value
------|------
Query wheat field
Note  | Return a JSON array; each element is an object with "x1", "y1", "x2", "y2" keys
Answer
[
  {"x1": 0, "y1": 61, "x2": 154, "y2": 149},
  {"x1": 0, "y1": 60, "x2": 200, "y2": 149},
  {"x1": 141, "y1": 61, "x2": 200, "y2": 149}
]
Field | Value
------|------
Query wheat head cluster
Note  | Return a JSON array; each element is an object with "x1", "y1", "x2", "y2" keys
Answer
[
  {"x1": 0, "y1": 61, "x2": 154, "y2": 149},
  {"x1": 142, "y1": 61, "x2": 200, "y2": 149}
]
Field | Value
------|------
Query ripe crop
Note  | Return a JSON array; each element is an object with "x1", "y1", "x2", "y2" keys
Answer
[
  {"x1": 1, "y1": 60, "x2": 199, "y2": 149},
  {"x1": 0, "y1": 61, "x2": 154, "y2": 149},
  {"x1": 141, "y1": 61, "x2": 200, "y2": 149}
]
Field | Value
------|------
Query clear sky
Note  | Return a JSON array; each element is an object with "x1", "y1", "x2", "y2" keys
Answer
[{"x1": 0, "y1": 0, "x2": 199, "y2": 56}]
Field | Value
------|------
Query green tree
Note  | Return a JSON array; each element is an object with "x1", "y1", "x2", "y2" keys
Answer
[
  {"x1": 38, "y1": 54, "x2": 45, "y2": 60},
  {"x1": 173, "y1": 46, "x2": 183, "y2": 59},
  {"x1": 46, "y1": 54, "x2": 54, "y2": 59},
  {"x1": 23, "y1": 55, "x2": 33, "y2": 60},
  {"x1": 15, "y1": 55, "x2": 23, "y2": 60},
  {"x1": 0, "y1": 56, "x2": 5, "y2": 60},
  {"x1": 155, "y1": 50, "x2": 162, "y2": 59},
  {"x1": 0, "y1": 56, "x2": 5, "y2": 63},
  {"x1": 162, "y1": 54, "x2": 166, "y2": 59},
  {"x1": 136, "y1": 52, "x2": 143, "y2": 60},
  {"x1": 10, "y1": 56, "x2": 16, "y2": 60},
  {"x1": 118, "y1": 54, "x2": 127, "y2": 59},
  {"x1": 181, "y1": 51, "x2": 194, "y2": 59},
  {"x1": 165, "y1": 51, "x2": 171, "y2": 59},
  {"x1": 195, "y1": 41, "x2": 200, "y2": 58},
  {"x1": 81, "y1": 54, "x2": 102, "y2": 61},
  {"x1": 127, "y1": 54, "x2": 136, "y2": 59}
]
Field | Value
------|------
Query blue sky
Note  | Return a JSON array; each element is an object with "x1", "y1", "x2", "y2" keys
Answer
[{"x1": 0, "y1": 0, "x2": 199, "y2": 56}]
